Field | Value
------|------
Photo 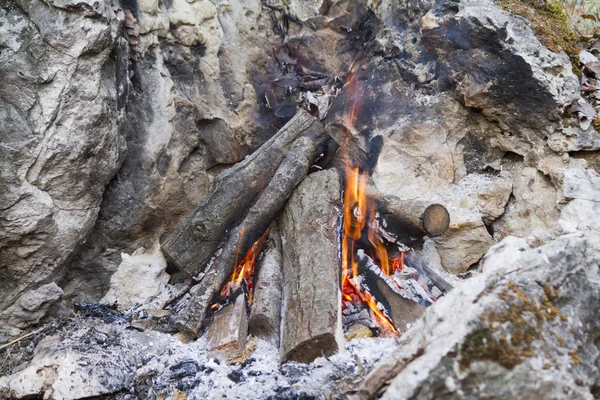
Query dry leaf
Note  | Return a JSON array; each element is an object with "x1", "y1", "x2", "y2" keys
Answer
[
  {"x1": 172, "y1": 389, "x2": 187, "y2": 400},
  {"x1": 569, "y1": 98, "x2": 597, "y2": 130}
]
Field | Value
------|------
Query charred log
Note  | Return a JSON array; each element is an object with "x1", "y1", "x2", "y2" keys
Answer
[
  {"x1": 355, "y1": 251, "x2": 425, "y2": 333},
  {"x1": 280, "y1": 169, "x2": 342, "y2": 364},
  {"x1": 174, "y1": 130, "x2": 330, "y2": 338},
  {"x1": 163, "y1": 110, "x2": 324, "y2": 277},
  {"x1": 248, "y1": 222, "x2": 283, "y2": 344}
]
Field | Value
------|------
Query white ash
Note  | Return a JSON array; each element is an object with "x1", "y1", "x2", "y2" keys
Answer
[{"x1": 0, "y1": 315, "x2": 398, "y2": 400}]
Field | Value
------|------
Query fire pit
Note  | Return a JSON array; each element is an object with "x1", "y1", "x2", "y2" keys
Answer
[{"x1": 2, "y1": 0, "x2": 600, "y2": 398}]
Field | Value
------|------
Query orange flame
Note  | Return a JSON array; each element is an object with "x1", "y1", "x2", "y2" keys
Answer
[
  {"x1": 339, "y1": 68, "x2": 406, "y2": 335},
  {"x1": 219, "y1": 230, "x2": 269, "y2": 305}
]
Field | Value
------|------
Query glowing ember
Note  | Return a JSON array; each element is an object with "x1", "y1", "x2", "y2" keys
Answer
[{"x1": 211, "y1": 231, "x2": 269, "y2": 312}]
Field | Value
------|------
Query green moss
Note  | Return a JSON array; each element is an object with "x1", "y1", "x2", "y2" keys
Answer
[
  {"x1": 593, "y1": 117, "x2": 600, "y2": 133},
  {"x1": 460, "y1": 329, "x2": 523, "y2": 370},
  {"x1": 495, "y1": 0, "x2": 581, "y2": 74},
  {"x1": 459, "y1": 282, "x2": 559, "y2": 371}
]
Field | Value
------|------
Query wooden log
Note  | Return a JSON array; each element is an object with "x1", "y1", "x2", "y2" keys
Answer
[
  {"x1": 366, "y1": 186, "x2": 450, "y2": 239},
  {"x1": 375, "y1": 279, "x2": 425, "y2": 333},
  {"x1": 248, "y1": 222, "x2": 283, "y2": 344},
  {"x1": 163, "y1": 109, "x2": 324, "y2": 277},
  {"x1": 174, "y1": 131, "x2": 330, "y2": 338},
  {"x1": 280, "y1": 168, "x2": 343, "y2": 364},
  {"x1": 205, "y1": 294, "x2": 248, "y2": 360},
  {"x1": 356, "y1": 251, "x2": 425, "y2": 333}
]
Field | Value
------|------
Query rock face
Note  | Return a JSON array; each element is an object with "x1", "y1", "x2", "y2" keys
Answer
[
  {"x1": 327, "y1": 0, "x2": 596, "y2": 274},
  {"x1": 0, "y1": 0, "x2": 125, "y2": 331},
  {"x1": 60, "y1": 0, "x2": 282, "y2": 302},
  {"x1": 101, "y1": 241, "x2": 169, "y2": 309},
  {"x1": 356, "y1": 232, "x2": 600, "y2": 399},
  {"x1": 1, "y1": 0, "x2": 283, "y2": 328}
]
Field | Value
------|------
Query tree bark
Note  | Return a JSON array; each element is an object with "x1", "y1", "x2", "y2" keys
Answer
[
  {"x1": 280, "y1": 168, "x2": 343, "y2": 364},
  {"x1": 248, "y1": 222, "x2": 283, "y2": 344},
  {"x1": 163, "y1": 109, "x2": 324, "y2": 277},
  {"x1": 174, "y1": 131, "x2": 330, "y2": 338}
]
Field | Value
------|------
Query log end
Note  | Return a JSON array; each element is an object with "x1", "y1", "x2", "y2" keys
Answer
[
  {"x1": 282, "y1": 333, "x2": 338, "y2": 364},
  {"x1": 421, "y1": 204, "x2": 450, "y2": 237}
]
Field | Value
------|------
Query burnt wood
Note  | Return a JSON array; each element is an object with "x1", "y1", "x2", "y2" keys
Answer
[
  {"x1": 205, "y1": 294, "x2": 248, "y2": 360},
  {"x1": 366, "y1": 187, "x2": 450, "y2": 239},
  {"x1": 248, "y1": 222, "x2": 283, "y2": 344},
  {"x1": 162, "y1": 109, "x2": 324, "y2": 277},
  {"x1": 174, "y1": 130, "x2": 330, "y2": 338},
  {"x1": 357, "y1": 251, "x2": 425, "y2": 333},
  {"x1": 280, "y1": 168, "x2": 342, "y2": 364}
]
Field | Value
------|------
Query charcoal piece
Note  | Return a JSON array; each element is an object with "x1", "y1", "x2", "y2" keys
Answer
[
  {"x1": 169, "y1": 360, "x2": 199, "y2": 379},
  {"x1": 174, "y1": 130, "x2": 329, "y2": 338},
  {"x1": 248, "y1": 222, "x2": 283, "y2": 344},
  {"x1": 357, "y1": 251, "x2": 426, "y2": 333},
  {"x1": 162, "y1": 109, "x2": 323, "y2": 277},
  {"x1": 280, "y1": 169, "x2": 343, "y2": 364},
  {"x1": 227, "y1": 369, "x2": 245, "y2": 383}
]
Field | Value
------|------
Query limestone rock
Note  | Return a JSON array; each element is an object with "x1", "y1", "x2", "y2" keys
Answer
[
  {"x1": 101, "y1": 242, "x2": 170, "y2": 310},
  {"x1": 0, "y1": 283, "x2": 63, "y2": 335},
  {"x1": 494, "y1": 166, "x2": 561, "y2": 245},
  {"x1": 420, "y1": 0, "x2": 579, "y2": 140},
  {"x1": 359, "y1": 232, "x2": 600, "y2": 399},
  {"x1": 60, "y1": 0, "x2": 284, "y2": 302},
  {"x1": 430, "y1": 173, "x2": 512, "y2": 274},
  {"x1": 0, "y1": 0, "x2": 125, "y2": 329},
  {"x1": 559, "y1": 165, "x2": 600, "y2": 233}
]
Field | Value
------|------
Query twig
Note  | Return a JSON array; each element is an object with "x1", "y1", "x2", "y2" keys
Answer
[{"x1": 0, "y1": 328, "x2": 44, "y2": 351}]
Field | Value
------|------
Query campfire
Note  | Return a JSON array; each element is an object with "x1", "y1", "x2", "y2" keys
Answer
[
  {"x1": 4, "y1": 0, "x2": 596, "y2": 398},
  {"x1": 162, "y1": 55, "x2": 451, "y2": 362}
]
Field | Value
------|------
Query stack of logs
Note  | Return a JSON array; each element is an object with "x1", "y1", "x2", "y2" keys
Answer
[{"x1": 162, "y1": 110, "x2": 451, "y2": 363}]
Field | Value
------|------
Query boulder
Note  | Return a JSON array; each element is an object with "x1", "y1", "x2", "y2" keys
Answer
[{"x1": 356, "y1": 232, "x2": 600, "y2": 399}]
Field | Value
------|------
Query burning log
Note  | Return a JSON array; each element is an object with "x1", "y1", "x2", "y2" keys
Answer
[
  {"x1": 205, "y1": 294, "x2": 248, "y2": 360},
  {"x1": 280, "y1": 169, "x2": 343, "y2": 364},
  {"x1": 163, "y1": 109, "x2": 324, "y2": 277},
  {"x1": 248, "y1": 222, "x2": 283, "y2": 344},
  {"x1": 366, "y1": 187, "x2": 450, "y2": 239},
  {"x1": 357, "y1": 251, "x2": 426, "y2": 333},
  {"x1": 374, "y1": 280, "x2": 425, "y2": 333},
  {"x1": 174, "y1": 130, "x2": 330, "y2": 338}
]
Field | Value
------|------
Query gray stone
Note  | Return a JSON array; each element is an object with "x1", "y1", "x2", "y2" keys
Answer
[
  {"x1": 0, "y1": 283, "x2": 63, "y2": 335},
  {"x1": 0, "y1": 0, "x2": 125, "y2": 330},
  {"x1": 359, "y1": 232, "x2": 600, "y2": 399}
]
